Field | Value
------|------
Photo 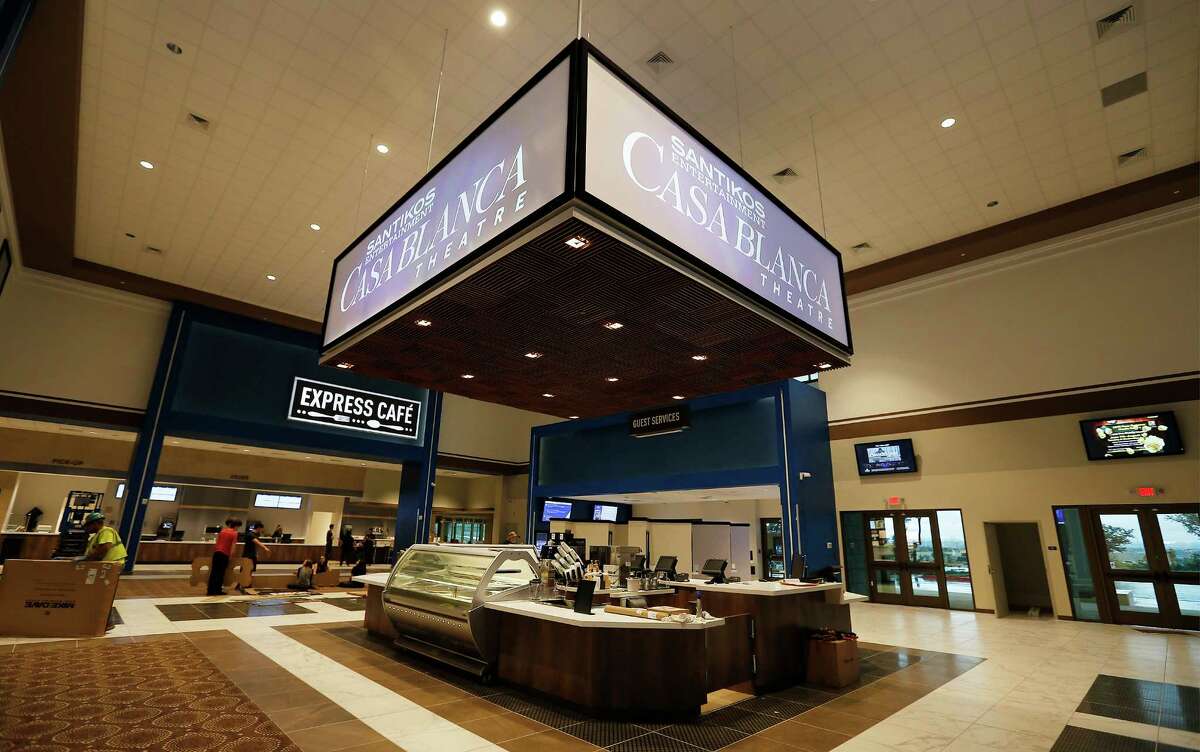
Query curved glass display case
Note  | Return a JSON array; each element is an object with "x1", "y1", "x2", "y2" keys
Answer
[{"x1": 381, "y1": 544, "x2": 538, "y2": 677}]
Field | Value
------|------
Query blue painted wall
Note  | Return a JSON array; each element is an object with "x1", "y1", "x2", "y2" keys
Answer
[{"x1": 785, "y1": 380, "x2": 839, "y2": 572}]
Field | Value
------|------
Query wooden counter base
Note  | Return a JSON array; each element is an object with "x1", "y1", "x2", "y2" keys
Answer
[{"x1": 136, "y1": 541, "x2": 328, "y2": 564}]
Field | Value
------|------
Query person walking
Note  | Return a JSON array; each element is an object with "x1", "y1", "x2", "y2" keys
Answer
[
  {"x1": 236, "y1": 523, "x2": 270, "y2": 593},
  {"x1": 325, "y1": 523, "x2": 334, "y2": 561},
  {"x1": 339, "y1": 526, "x2": 355, "y2": 566},
  {"x1": 208, "y1": 518, "x2": 241, "y2": 596}
]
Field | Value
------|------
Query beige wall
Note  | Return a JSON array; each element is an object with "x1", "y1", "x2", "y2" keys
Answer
[
  {"x1": 439, "y1": 394, "x2": 557, "y2": 464},
  {"x1": 822, "y1": 204, "x2": 1200, "y2": 422},
  {"x1": 832, "y1": 400, "x2": 1200, "y2": 616},
  {"x1": 3, "y1": 472, "x2": 113, "y2": 531},
  {"x1": 0, "y1": 270, "x2": 169, "y2": 410}
]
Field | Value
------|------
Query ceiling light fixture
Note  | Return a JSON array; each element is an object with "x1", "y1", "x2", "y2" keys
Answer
[
  {"x1": 940, "y1": 117, "x2": 956, "y2": 128},
  {"x1": 605, "y1": 377, "x2": 619, "y2": 382},
  {"x1": 165, "y1": 42, "x2": 183, "y2": 55},
  {"x1": 461, "y1": 374, "x2": 475, "y2": 379},
  {"x1": 986, "y1": 200, "x2": 999, "y2": 207},
  {"x1": 489, "y1": 9, "x2": 508, "y2": 27},
  {"x1": 691, "y1": 354, "x2": 708, "y2": 361},
  {"x1": 565, "y1": 236, "x2": 590, "y2": 249},
  {"x1": 817, "y1": 362, "x2": 832, "y2": 369},
  {"x1": 524, "y1": 351, "x2": 543, "y2": 359},
  {"x1": 415, "y1": 319, "x2": 432, "y2": 326},
  {"x1": 672, "y1": 395, "x2": 685, "y2": 400},
  {"x1": 138, "y1": 160, "x2": 154, "y2": 170},
  {"x1": 602, "y1": 321, "x2": 623, "y2": 330},
  {"x1": 265, "y1": 274, "x2": 277, "y2": 281},
  {"x1": 542, "y1": 393, "x2": 555, "y2": 398},
  {"x1": 336, "y1": 362, "x2": 354, "y2": 369},
  {"x1": 309, "y1": 223, "x2": 321, "y2": 231},
  {"x1": 569, "y1": 415, "x2": 580, "y2": 419},
  {"x1": 375, "y1": 143, "x2": 390, "y2": 154}
]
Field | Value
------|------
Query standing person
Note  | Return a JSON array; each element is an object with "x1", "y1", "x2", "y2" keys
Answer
[
  {"x1": 271, "y1": 523, "x2": 284, "y2": 541},
  {"x1": 361, "y1": 530, "x2": 376, "y2": 567},
  {"x1": 237, "y1": 524, "x2": 271, "y2": 593},
  {"x1": 325, "y1": 523, "x2": 334, "y2": 561},
  {"x1": 208, "y1": 518, "x2": 241, "y2": 596},
  {"x1": 78, "y1": 512, "x2": 127, "y2": 630},
  {"x1": 505, "y1": 530, "x2": 520, "y2": 545},
  {"x1": 339, "y1": 526, "x2": 355, "y2": 566}
]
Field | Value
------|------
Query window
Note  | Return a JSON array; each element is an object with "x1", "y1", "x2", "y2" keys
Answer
[
  {"x1": 254, "y1": 493, "x2": 303, "y2": 509},
  {"x1": 936, "y1": 510, "x2": 974, "y2": 611}
]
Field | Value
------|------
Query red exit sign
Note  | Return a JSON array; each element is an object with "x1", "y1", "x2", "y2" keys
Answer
[
  {"x1": 1134, "y1": 487, "x2": 1160, "y2": 497},
  {"x1": 886, "y1": 496, "x2": 903, "y2": 507}
]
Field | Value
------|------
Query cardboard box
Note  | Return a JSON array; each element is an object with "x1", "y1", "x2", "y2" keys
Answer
[
  {"x1": 0, "y1": 559, "x2": 121, "y2": 638},
  {"x1": 805, "y1": 637, "x2": 860, "y2": 688}
]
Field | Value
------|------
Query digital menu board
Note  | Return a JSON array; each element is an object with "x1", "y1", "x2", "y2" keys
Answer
[
  {"x1": 854, "y1": 439, "x2": 917, "y2": 476},
  {"x1": 542, "y1": 500, "x2": 572, "y2": 521},
  {"x1": 584, "y1": 55, "x2": 850, "y2": 351},
  {"x1": 1080, "y1": 412, "x2": 1184, "y2": 460},
  {"x1": 592, "y1": 503, "x2": 618, "y2": 522}
]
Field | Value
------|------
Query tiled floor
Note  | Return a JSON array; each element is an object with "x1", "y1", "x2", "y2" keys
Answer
[
  {"x1": 2, "y1": 594, "x2": 1197, "y2": 752},
  {"x1": 158, "y1": 599, "x2": 317, "y2": 621}
]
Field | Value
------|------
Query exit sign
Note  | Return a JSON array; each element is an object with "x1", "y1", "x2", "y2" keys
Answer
[
  {"x1": 1134, "y1": 486, "x2": 1160, "y2": 497},
  {"x1": 886, "y1": 496, "x2": 903, "y2": 507}
]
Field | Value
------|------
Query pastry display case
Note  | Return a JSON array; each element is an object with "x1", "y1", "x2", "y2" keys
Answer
[{"x1": 381, "y1": 544, "x2": 539, "y2": 677}]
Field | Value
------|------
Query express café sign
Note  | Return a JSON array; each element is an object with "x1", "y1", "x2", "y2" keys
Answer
[
  {"x1": 323, "y1": 60, "x2": 569, "y2": 348},
  {"x1": 584, "y1": 56, "x2": 849, "y2": 350},
  {"x1": 287, "y1": 378, "x2": 421, "y2": 441},
  {"x1": 629, "y1": 405, "x2": 691, "y2": 438}
]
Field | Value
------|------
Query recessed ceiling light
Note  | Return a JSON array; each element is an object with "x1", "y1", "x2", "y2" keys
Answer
[
  {"x1": 565, "y1": 236, "x2": 590, "y2": 249},
  {"x1": 569, "y1": 415, "x2": 579, "y2": 419},
  {"x1": 265, "y1": 274, "x2": 277, "y2": 281},
  {"x1": 489, "y1": 9, "x2": 507, "y2": 27},
  {"x1": 524, "y1": 351, "x2": 543, "y2": 359},
  {"x1": 940, "y1": 117, "x2": 956, "y2": 128},
  {"x1": 309, "y1": 223, "x2": 321, "y2": 231},
  {"x1": 241, "y1": 449, "x2": 249, "y2": 452},
  {"x1": 672, "y1": 395, "x2": 685, "y2": 400},
  {"x1": 603, "y1": 321, "x2": 623, "y2": 330},
  {"x1": 165, "y1": 42, "x2": 183, "y2": 55},
  {"x1": 461, "y1": 374, "x2": 475, "y2": 379},
  {"x1": 817, "y1": 362, "x2": 832, "y2": 369},
  {"x1": 138, "y1": 160, "x2": 154, "y2": 170},
  {"x1": 605, "y1": 377, "x2": 619, "y2": 382},
  {"x1": 336, "y1": 362, "x2": 354, "y2": 369},
  {"x1": 375, "y1": 143, "x2": 389, "y2": 154},
  {"x1": 691, "y1": 354, "x2": 708, "y2": 361},
  {"x1": 124, "y1": 232, "x2": 136, "y2": 238},
  {"x1": 986, "y1": 200, "x2": 999, "y2": 207},
  {"x1": 542, "y1": 393, "x2": 554, "y2": 398},
  {"x1": 415, "y1": 319, "x2": 432, "y2": 326}
]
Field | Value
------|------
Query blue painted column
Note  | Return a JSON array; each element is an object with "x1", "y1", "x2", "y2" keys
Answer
[
  {"x1": 785, "y1": 379, "x2": 839, "y2": 574},
  {"x1": 773, "y1": 381, "x2": 801, "y2": 576},
  {"x1": 525, "y1": 430, "x2": 540, "y2": 544},
  {"x1": 393, "y1": 390, "x2": 442, "y2": 558},
  {"x1": 118, "y1": 304, "x2": 188, "y2": 572}
]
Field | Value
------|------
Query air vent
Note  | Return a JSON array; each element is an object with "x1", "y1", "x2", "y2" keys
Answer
[
  {"x1": 144, "y1": 245, "x2": 164, "y2": 255},
  {"x1": 185, "y1": 111, "x2": 211, "y2": 132},
  {"x1": 1117, "y1": 147, "x2": 1148, "y2": 166},
  {"x1": 1096, "y1": 5, "x2": 1136, "y2": 40},
  {"x1": 772, "y1": 166, "x2": 799, "y2": 185},
  {"x1": 646, "y1": 50, "x2": 674, "y2": 66},
  {"x1": 850, "y1": 242, "x2": 872, "y2": 252},
  {"x1": 1101, "y1": 72, "x2": 1147, "y2": 107}
]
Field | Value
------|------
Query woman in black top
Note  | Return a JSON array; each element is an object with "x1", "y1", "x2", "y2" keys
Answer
[
  {"x1": 237, "y1": 525, "x2": 270, "y2": 592},
  {"x1": 339, "y1": 527, "x2": 355, "y2": 565}
]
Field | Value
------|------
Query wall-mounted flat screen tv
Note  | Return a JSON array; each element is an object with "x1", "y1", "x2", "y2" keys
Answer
[
  {"x1": 592, "y1": 503, "x2": 618, "y2": 522},
  {"x1": 542, "y1": 500, "x2": 572, "y2": 521},
  {"x1": 254, "y1": 493, "x2": 303, "y2": 509},
  {"x1": 148, "y1": 485, "x2": 178, "y2": 501},
  {"x1": 1080, "y1": 412, "x2": 1184, "y2": 461},
  {"x1": 854, "y1": 439, "x2": 917, "y2": 475}
]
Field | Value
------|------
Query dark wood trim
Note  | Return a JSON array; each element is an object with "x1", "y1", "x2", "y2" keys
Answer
[
  {"x1": 974, "y1": 608, "x2": 996, "y2": 614},
  {"x1": 830, "y1": 372, "x2": 1200, "y2": 425},
  {"x1": 436, "y1": 453, "x2": 529, "y2": 476},
  {"x1": 0, "y1": 391, "x2": 144, "y2": 429},
  {"x1": 845, "y1": 164, "x2": 1200, "y2": 295},
  {"x1": 829, "y1": 378, "x2": 1199, "y2": 440}
]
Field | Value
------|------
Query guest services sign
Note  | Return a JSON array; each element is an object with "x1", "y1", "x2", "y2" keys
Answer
[
  {"x1": 322, "y1": 59, "x2": 570, "y2": 349},
  {"x1": 583, "y1": 56, "x2": 850, "y2": 350},
  {"x1": 287, "y1": 377, "x2": 421, "y2": 440}
]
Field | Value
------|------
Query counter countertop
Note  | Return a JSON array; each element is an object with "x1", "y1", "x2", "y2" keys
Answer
[
  {"x1": 353, "y1": 573, "x2": 390, "y2": 588},
  {"x1": 484, "y1": 599, "x2": 725, "y2": 629},
  {"x1": 137, "y1": 539, "x2": 314, "y2": 545},
  {"x1": 558, "y1": 586, "x2": 675, "y2": 598},
  {"x1": 671, "y1": 578, "x2": 846, "y2": 597},
  {"x1": 0, "y1": 531, "x2": 58, "y2": 536}
]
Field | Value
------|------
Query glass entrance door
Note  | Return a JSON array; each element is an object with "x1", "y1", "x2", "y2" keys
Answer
[
  {"x1": 760, "y1": 519, "x2": 785, "y2": 580},
  {"x1": 1092, "y1": 506, "x2": 1199, "y2": 629},
  {"x1": 865, "y1": 511, "x2": 949, "y2": 608}
]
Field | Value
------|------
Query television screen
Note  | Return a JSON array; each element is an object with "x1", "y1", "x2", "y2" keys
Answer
[
  {"x1": 542, "y1": 500, "x2": 572, "y2": 521},
  {"x1": 592, "y1": 504, "x2": 618, "y2": 522},
  {"x1": 1080, "y1": 412, "x2": 1184, "y2": 461},
  {"x1": 254, "y1": 493, "x2": 303, "y2": 509},
  {"x1": 149, "y1": 486, "x2": 178, "y2": 501},
  {"x1": 854, "y1": 439, "x2": 917, "y2": 475}
]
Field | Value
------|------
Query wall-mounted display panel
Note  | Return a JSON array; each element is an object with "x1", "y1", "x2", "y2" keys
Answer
[{"x1": 1080, "y1": 412, "x2": 1185, "y2": 461}]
